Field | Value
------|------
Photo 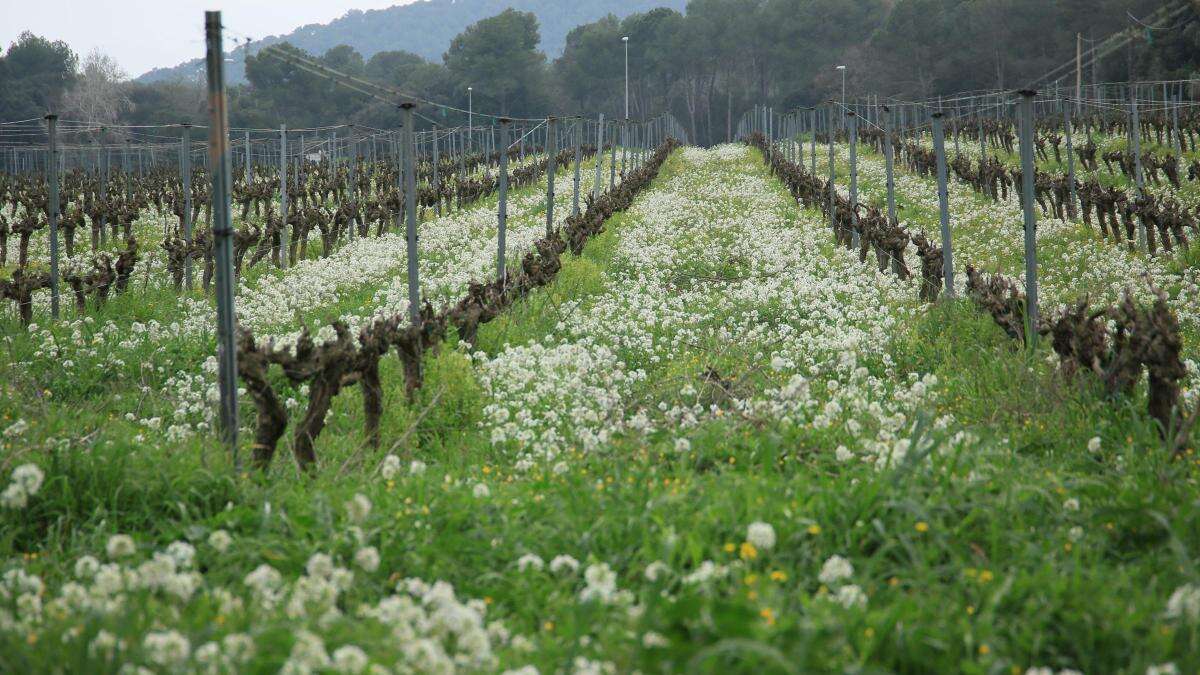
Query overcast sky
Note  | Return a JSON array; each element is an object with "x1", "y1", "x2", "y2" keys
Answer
[{"x1": 1, "y1": 1, "x2": 415, "y2": 78}]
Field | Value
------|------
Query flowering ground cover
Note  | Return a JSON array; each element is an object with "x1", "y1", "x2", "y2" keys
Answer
[
  {"x1": 825, "y1": 137, "x2": 1200, "y2": 347},
  {"x1": 0, "y1": 143, "x2": 1198, "y2": 674},
  {"x1": 2, "y1": 153, "x2": 610, "y2": 443}
]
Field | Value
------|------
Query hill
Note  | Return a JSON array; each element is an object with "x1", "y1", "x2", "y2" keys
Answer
[{"x1": 136, "y1": 0, "x2": 687, "y2": 84}]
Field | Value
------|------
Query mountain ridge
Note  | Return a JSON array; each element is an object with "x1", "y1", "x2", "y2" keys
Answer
[{"x1": 137, "y1": 0, "x2": 688, "y2": 84}]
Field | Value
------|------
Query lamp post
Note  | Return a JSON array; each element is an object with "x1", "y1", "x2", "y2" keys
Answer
[
  {"x1": 467, "y1": 86, "x2": 473, "y2": 152},
  {"x1": 622, "y1": 36, "x2": 630, "y2": 120},
  {"x1": 836, "y1": 65, "x2": 846, "y2": 128}
]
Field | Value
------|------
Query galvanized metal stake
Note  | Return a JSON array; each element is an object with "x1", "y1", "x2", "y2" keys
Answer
[
  {"x1": 931, "y1": 112, "x2": 955, "y2": 297},
  {"x1": 497, "y1": 117, "x2": 510, "y2": 284},
  {"x1": 546, "y1": 117, "x2": 557, "y2": 237},
  {"x1": 593, "y1": 113, "x2": 606, "y2": 202},
  {"x1": 279, "y1": 125, "x2": 288, "y2": 269},
  {"x1": 809, "y1": 108, "x2": 817, "y2": 176},
  {"x1": 1171, "y1": 95, "x2": 1182, "y2": 156},
  {"x1": 883, "y1": 106, "x2": 897, "y2": 224},
  {"x1": 1062, "y1": 100, "x2": 1077, "y2": 221},
  {"x1": 848, "y1": 111, "x2": 860, "y2": 250},
  {"x1": 827, "y1": 104, "x2": 836, "y2": 233},
  {"x1": 609, "y1": 121, "x2": 617, "y2": 189},
  {"x1": 1017, "y1": 91, "x2": 1040, "y2": 348},
  {"x1": 182, "y1": 124, "x2": 194, "y2": 289},
  {"x1": 1129, "y1": 89, "x2": 1147, "y2": 250},
  {"x1": 401, "y1": 103, "x2": 420, "y2": 327},
  {"x1": 571, "y1": 119, "x2": 582, "y2": 217},
  {"x1": 45, "y1": 114, "x2": 60, "y2": 319},
  {"x1": 978, "y1": 108, "x2": 986, "y2": 162},
  {"x1": 620, "y1": 119, "x2": 628, "y2": 177},
  {"x1": 204, "y1": 10, "x2": 239, "y2": 466},
  {"x1": 431, "y1": 128, "x2": 441, "y2": 216},
  {"x1": 348, "y1": 130, "x2": 357, "y2": 240}
]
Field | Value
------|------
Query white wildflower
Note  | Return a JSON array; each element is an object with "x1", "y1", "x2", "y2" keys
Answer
[
  {"x1": 105, "y1": 534, "x2": 136, "y2": 559},
  {"x1": 380, "y1": 455, "x2": 402, "y2": 480},
  {"x1": 143, "y1": 630, "x2": 191, "y2": 668},
  {"x1": 644, "y1": 561, "x2": 670, "y2": 582},
  {"x1": 1, "y1": 483, "x2": 28, "y2": 509},
  {"x1": 1165, "y1": 584, "x2": 1200, "y2": 620},
  {"x1": 549, "y1": 555, "x2": 579, "y2": 574},
  {"x1": 208, "y1": 529, "x2": 233, "y2": 553},
  {"x1": 746, "y1": 521, "x2": 776, "y2": 550},
  {"x1": 580, "y1": 563, "x2": 618, "y2": 604},
  {"x1": 306, "y1": 553, "x2": 335, "y2": 580},
  {"x1": 345, "y1": 494, "x2": 372, "y2": 523},
  {"x1": 818, "y1": 555, "x2": 854, "y2": 586},
  {"x1": 834, "y1": 584, "x2": 867, "y2": 609},
  {"x1": 331, "y1": 644, "x2": 369, "y2": 673},
  {"x1": 11, "y1": 464, "x2": 44, "y2": 494},
  {"x1": 517, "y1": 554, "x2": 545, "y2": 572},
  {"x1": 355, "y1": 546, "x2": 381, "y2": 573},
  {"x1": 642, "y1": 631, "x2": 669, "y2": 648},
  {"x1": 74, "y1": 555, "x2": 100, "y2": 579},
  {"x1": 166, "y1": 541, "x2": 196, "y2": 569}
]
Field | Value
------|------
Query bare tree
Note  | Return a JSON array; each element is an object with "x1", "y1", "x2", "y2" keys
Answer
[{"x1": 62, "y1": 50, "x2": 132, "y2": 141}]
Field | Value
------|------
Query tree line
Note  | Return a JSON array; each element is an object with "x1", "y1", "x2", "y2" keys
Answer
[{"x1": 3, "y1": 0, "x2": 1199, "y2": 147}]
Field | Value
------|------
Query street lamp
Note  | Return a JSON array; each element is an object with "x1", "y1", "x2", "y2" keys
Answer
[
  {"x1": 836, "y1": 65, "x2": 847, "y2": 128},
  {"x1": 622, "y1": 36, "x2": 630, "y2": 120},
  {"x1": 467, "y1": 86, "x2": 473, "y2": 152}
]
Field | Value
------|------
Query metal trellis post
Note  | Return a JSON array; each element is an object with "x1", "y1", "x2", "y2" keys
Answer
[
  {"x1": 183, "y1": 124, "x2": 194, "y2": 289},
  {"x1": 279, "y1": 125, "x2": 288, "y2": 269},
  {"x1": 46, "y1": 114, "x2": 60, "y2": 319},
  {"x1": 1129, "y1": 89, "x2": 1147, "y2": 251},
  {"x1": 204, "y1": 10, "x2": 240, "y2": 466},
  {"x1": 572, "y1": 119, "x2": 582, "y2": 217},
  {"x1": 497, "y1": 117, "x2": 510, "y2": 284},
  {"x1": 848, "y1": 111, "x2": 860, "y2": 250},
  {"x1": 1017, "y1": 91, "x2": 1040, "y2": 348},
  {"x1": 931, "y1": 111, "x2": 955, "y2": 298},
  {"x1": 593, "y1": 113, "x2": 605, "y2": 202},
  {"x1": 546, "y1": 117, "x2": 557, "y2": 237},
  {"x1": 402, "y1": 103, "x2": 420, "y2": 327}
]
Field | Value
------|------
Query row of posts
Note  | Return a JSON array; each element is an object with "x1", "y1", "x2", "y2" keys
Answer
[
  {"x1": 164, "y1": 17, "x2": 689, "y2": 465},
  {"x1": 28, "y1": 16, "x2": 681, "y2": 466},
  {"x1": 746, "y1": 90, "x2": 1048, "y2": 347}
]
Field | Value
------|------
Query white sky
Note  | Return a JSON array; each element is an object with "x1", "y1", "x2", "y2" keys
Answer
[{"x1": 0, "y1": 0, "x2": 415, "y2": 78}]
